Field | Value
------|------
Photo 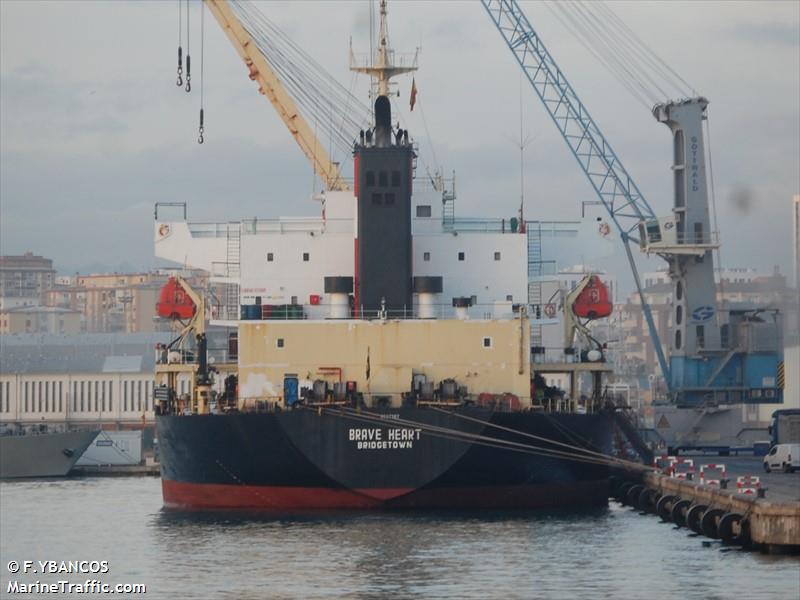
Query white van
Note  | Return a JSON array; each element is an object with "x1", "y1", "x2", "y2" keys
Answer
[{"x1": 763, "y1": 444, "x2": 800, "y2": 473}]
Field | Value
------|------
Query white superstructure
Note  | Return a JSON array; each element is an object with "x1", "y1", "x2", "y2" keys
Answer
[{"x1": 156, "y1": 187, "x2": 528, "y2": 322}]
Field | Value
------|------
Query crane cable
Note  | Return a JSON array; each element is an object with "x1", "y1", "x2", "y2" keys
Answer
[
  {"x1": 176, "y1": 0, "x2": 183, "y2": 86},
  {"x1": 582, "y1": 0, "x2": 691, "y2": 100},
  {"x1": 545, "y1": 0, "x2": 695, "y2": 109},
  {"x1": 544, "y1": 1, "x2": 654, "y2": 110},
  {"x1": 230, "y1": 1, "x2": 371, "y2": 164},
  {"x1": 185, "y1": 0, "x2": 191, "y2": 93},
  {"x1": 594, "y1": 1, "x2": 696, "y2": 97},
  {"x1": 198, "y1": 3, "x2": 205, "y2": 144},
  {"x1": 311, "y1": 403, "x2": 645, "y2": 471},
  {"x1": 705, "y1": 117, "x2": 724, "y2": 305}
]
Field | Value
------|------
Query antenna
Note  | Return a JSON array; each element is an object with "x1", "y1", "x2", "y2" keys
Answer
[{"x1": 350, "y1": 0, "x2": 418, "y2": 100}]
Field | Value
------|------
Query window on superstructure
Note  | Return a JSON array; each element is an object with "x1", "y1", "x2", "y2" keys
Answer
[
  {"x1": 385, "y1": 193, "x2": 396, "y2": 205},
  {"x1": 371, "y1": 193, "x2": 382, "y2": 205},
  {"x1": 494, "y1": 252, "x2": 501, "y2": 261},
  {"x1": 458, "y1": 252, "x2": 465, "y2": 261},
  {"x1": 267, "y1": 253, "x2": 274, "y2": 262},
  {"x1": 379, "y1": 171, "x2": 388, "y2": 187},
  {"x1": 416, "y1": 205, "x2": 431, "y2": 218},
  {"x1": 483, "y1": 337, "x2": 492, "y2": 348},
  {"x1": 366, "y1": 171, "x2": 375, "y2": 186},
  {"x1": 276, "y1": 338, "x2": 285, "y2": 349},
  {"x1": 391, "y1": 171, "x2": 401, "y2": 187},
  {"x1": 303, "y1": 253, "x2": 310, "y2": 262},
  {"x1": 423, "y1": 252, "x2": 430, "y2": 262}
]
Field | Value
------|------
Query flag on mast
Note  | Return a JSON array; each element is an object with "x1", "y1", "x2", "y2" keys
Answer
[{"x1": 410, "y1": 77, "x2": 418, "y2": 111}]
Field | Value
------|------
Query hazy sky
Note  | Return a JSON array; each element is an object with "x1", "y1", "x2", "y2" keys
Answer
[{"x1": 1, "y1": 0, "x2": 798, "y2": 291}]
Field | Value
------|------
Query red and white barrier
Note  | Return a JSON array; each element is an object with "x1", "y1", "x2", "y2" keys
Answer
[
  {"x1": 699, "y1": 463, "x2": 727, "y2": 486},
  {"x1": 668, "y1": 457, "x2": 695, "y2": 479},
  {"x1": 653, "y1": 455, "x2": 676, "y2": 473},
  {"x1": 736, "y1": 475, "x2": 761, "y2": 495}
]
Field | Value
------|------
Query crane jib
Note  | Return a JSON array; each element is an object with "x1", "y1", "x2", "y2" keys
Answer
[
  {"x1": 481, "y1": 0, "x2": 658, "y2": 237},
  {"x1": 482, "y1": 0, "x2": 672, "y2": 389}
]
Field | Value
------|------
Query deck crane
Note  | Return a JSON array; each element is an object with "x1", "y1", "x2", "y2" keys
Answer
[
  {"x1": 482, "y1": 0, "x2": 783, "y2": 405},
  {"x1": 203, "y1": 0, "x2": 348, "y2": 191}
]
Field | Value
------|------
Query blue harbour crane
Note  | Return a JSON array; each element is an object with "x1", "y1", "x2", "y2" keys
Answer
[{"x1": 482, "y1": 0, "x2": 783, "y2": 405}]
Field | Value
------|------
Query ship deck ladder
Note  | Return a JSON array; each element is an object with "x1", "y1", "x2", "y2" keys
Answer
[
  {"x1": 528, "y1": 222, "x2": 544, "y2": 349},
  {"x1": 225, "y1": 223, "x2": 241, "y2": 320}
]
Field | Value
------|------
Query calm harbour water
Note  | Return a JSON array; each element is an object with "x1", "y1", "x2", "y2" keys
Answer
[{"x1": 1, "y1": 477, "x2": 798, "y2": 600}]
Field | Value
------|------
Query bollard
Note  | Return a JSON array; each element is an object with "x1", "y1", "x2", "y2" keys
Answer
[{"x1": 757, "y1": 487, "x2": 768, "y2": 499}]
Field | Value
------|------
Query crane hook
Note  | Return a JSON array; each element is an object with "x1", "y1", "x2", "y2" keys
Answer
[
  {"x1": 185, "y1": 55, "x2": 191, "y2": 93},
  {"x1": 197, "y1": 108, "x2": 204, "y2": 144},
  {"x1": 176, "y1": 46, "x2": 183, "y2": 86}
]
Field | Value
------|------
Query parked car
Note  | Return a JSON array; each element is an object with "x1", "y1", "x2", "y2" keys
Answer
[{"x1": 763, "y1": 444, "x2": 800, "y2": 473}]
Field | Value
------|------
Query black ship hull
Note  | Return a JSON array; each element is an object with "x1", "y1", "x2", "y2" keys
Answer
[{"x1": 157, "y1": 407, "x2": 614, "y2": 510}]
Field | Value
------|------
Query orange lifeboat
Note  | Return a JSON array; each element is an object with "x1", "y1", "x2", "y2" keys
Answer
[
  {"x1": 156, "y1": 277, "x2": 196, "y2": 320},
  {"x1": 572, "y1": 275, "x2": 612, "y2": 319}
]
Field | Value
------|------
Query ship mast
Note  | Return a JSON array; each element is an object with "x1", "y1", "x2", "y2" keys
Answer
[{"x1": 350, "y1": 0, "x2": 417, "y2": 98}]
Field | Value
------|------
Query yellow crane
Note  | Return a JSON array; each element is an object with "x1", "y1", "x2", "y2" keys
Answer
[{"x1": 203, "y1": 0, "x2": 348, "y2": 191}]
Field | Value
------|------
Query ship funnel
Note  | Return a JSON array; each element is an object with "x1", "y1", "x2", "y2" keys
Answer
[
  {"x1": 325, "y1": 276, "x2": 353, "y2": 319},
  {"x1": 374, "y1": 95, "x2": 392, "y2": 147},
  {"x1": 413, "y1": 276, "x2": 443, "y2": 319},
  {"x1": 452, "y1": 296, "x2": 472, "y2": 320}
]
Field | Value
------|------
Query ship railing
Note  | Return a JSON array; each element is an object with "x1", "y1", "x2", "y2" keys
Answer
[
  {"x1": 236, "y1": 302, "x2": 529, "y2": 322},
  {"x1": 238, "y1": 397, "x2": 282, "y2": 413},
  {"x1": 230, "y1": 395, "x2": 595, "y2": 415},
  {"x1": 241, "y1": 217, "x2": 353, "y2": 235},
  {"x1": 442, "y1": 218, "x2": 527, "y2": 233},
  {"x1": 531, "y1": 345, "x2": 607, "y2": 365},
  {"x1": 350, "y1": 50, "x2": 418, "y2": 71},
  {"x1": 186, "y1": 222, "x2": 236, "y2": 238},
  {"x1": 351, "y1": 303, "x2": 527, "y2": 321}
]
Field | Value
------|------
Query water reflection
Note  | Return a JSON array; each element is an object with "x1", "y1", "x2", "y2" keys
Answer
[{"x1": 2, "y1": 479, "x2": 798, "y2": 600}]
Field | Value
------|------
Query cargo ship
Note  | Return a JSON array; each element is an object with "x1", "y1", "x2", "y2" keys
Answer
[{"x1": 153, "y1": 1, "x2": 620, "y2": 510}]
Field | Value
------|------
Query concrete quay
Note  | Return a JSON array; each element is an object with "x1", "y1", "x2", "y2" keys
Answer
[{"x1": 613, "y1": 464, "x2": 800, "y2": 553}]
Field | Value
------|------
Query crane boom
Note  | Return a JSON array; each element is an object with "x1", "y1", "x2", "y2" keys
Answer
[
  {"x1": 481, "y1": 0, "x2": 672, "y2": 387},
  {"x1": 481, "y1": 0, "x2": 657, "y2": 238},
  {"x1": 203, "y1": 0, "x2": 348, "y2": 191}
]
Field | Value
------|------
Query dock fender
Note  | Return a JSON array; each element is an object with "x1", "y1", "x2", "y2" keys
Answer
[
  {"x1": 616, "y1": 482, "x2": 634, "y2": 503},
  {"x1": 656, "y1": 495, "x2": 677, "y2": 522},
  {"x1": 686, "y1": 504, "x2": 708, "y2": 535},
  {"x1": 701, "y1": 508, "x2": 726, "y2": 539},
  {"x1": 670, "y1": 499, "x2": 692, "y2": 528},
  {"x1": 717, "y1": 512, "x2": 750, "y2": 546},
  {"x1": 637, "y1": 487, "x2": 659, "y2": 512},
  {"x1": 625, "y1": 484, "x2": 644, "y2": 507}
]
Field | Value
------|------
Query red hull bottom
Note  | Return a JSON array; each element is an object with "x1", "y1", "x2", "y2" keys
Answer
[{"x1": 161, "y1": 479, "x2": 609, "y2": 510}]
